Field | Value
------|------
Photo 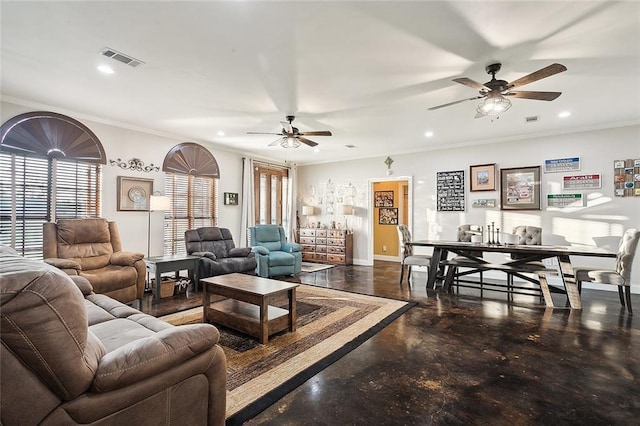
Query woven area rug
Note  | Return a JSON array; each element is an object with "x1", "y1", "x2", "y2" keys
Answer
[
  {"x1": 300, "y1": 262, "x2": 336, "y2": 273},
  {"x1": 158, "y1": 284, "x2": 412, "y2": 425}
]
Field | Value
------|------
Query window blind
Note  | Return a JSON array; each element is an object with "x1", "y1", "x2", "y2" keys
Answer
[
  {"x1": 0, "y1": 152, "x2": 101, "y2": 258},
  {"x1": 164, "y1": 173, "x2": 218, "y2": 255}
]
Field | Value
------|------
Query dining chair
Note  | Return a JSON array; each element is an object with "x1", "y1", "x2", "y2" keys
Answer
[
  {"x1": 449, "y1": 224, "x2": 485, "y2": 294},
  {"x1": 507, "y1": 225, "x2": 546, "y2": 300},
  {"x1": 397, "y1": 224, "x2": 431, "y2": 289},
  {"x1": 574, "y1": 228, "x2": 640, "y2": 314}
]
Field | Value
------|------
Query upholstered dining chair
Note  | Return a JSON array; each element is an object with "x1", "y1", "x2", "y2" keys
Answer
[
  {"x1": 507, "y1": 225, "x2": 546, "y2": 295},
  {"x1": 397, "y1": 224, "x2": 431, "y2": 288},
  {"x1": 448, "y1": 224, "x2": 485, "y2": 292},
  {"x1": 574, "y1": 228, "x2": 640, "y2": 314}
]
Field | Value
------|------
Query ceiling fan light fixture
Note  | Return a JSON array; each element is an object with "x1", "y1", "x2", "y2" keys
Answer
[
  {"x1": 476, "y1": 94, "x2": 512, "y2": 116},
  {"x1": 281, "y1": 136, "x2": 300, "y2": 149}
]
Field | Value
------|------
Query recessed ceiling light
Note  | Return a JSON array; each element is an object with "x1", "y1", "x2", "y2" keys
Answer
[
  {"x1": 424, "y1": 131, "x2": 434, "y2": 138},
  {"x1": 313, "y1": 148, "x2": 320, "y2": 153},
  {"x1": 97, "y1": 65, "x2": 114, "y2": 74},
  {"x1": 558, "y1": 111, "x2": 571, "y2": 118},
  {"x1": 217, "y1": 131, "x2": 225, "y2": 136}
]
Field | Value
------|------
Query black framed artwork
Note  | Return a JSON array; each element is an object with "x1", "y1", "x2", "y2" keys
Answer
[
  {"x1": 224, "y1": 192, "x2": 239, "y2": 205},
  {"x1": 374, "y1": 191, "x2": 394, "y2": 207},
  {"x1": 378, "y1": 207, "x2": 398, "y2": 225}
]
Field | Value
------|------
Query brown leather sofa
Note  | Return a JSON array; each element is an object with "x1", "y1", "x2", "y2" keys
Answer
[
  {"x1": 1, "y1": 245, "x2": 227, "y2": 425},
  {"x1": 43, "y1": 218, "x2": 146, "y2": 306}
]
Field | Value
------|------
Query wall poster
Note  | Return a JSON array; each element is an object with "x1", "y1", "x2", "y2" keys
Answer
[
  {"x1": 436, "y1": 170, "x2": 465, "y2": 211},
  {"x1": 500, "y1": 166, "x2": 541, "y2": 210},
  {"x1": 547, "y1": 193, "x2": 585, "y2": 208},
  {"x1": 544, "y1": 157, "x2": 581, "y2": 173},
  {"x1": 614, "y1": 159, "x2": 640, "y2": 197},
  {"x1": 562, "y1": 174, "x2": 602, "y2": 190}
]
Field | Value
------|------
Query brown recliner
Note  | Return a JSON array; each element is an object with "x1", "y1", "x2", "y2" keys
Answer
[
  {"x1": 1, "y1": 245, "x2": 227, "y2": 425},
  {"x1": 43, "y1": 218, "x2": 145, "y2": 305}
]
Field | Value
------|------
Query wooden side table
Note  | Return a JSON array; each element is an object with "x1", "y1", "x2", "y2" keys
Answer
[{"x1": 145, "y1": 255, "x2": 199, "y2": 303}]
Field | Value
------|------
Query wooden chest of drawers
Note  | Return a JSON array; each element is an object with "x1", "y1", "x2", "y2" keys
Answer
[{"x1": 298, "y1": 228, "x2": 353, "y2": 265}]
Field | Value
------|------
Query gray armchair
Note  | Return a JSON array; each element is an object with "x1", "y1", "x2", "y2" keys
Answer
[
  {"x1": 185, "y1": 227, "x2": 257, "y2": 283},
  {"x1": 248, "y1": 225, "x2": 302, "y2": 277}
]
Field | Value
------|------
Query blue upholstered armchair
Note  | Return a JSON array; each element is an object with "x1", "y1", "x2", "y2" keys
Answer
[{"x1": 248, "y1": 225, "x2": 302, "y2": 277}]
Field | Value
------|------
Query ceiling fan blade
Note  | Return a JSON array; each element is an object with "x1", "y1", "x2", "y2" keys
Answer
[
  {"x1": 428, "y1": 96, "x2": 485, "y2": 111},
  {"x1": 299, "y1": 130, "x2": 332, "y2": 136},
  {"x1": 247, "y1": 132, "x2": 283, "y2": 135},
  {"x1": 453, "y1": 77, "x2": 490, "y2": 91},
  {"x1": 507, "y1": 63, "x2": 567, "y2": 89},
  {"x1": 297, "y1": 137, "x2": 318, "y2": 147},
  {"x1": 280, "y1": 121, "x2": 293, "y2": 134},
  {"x1": 505, "y1": 91, "x2": 562, "y2": 101},
  {"x1": 268, "y1": 137, "x2": 283, "y2": 147}
]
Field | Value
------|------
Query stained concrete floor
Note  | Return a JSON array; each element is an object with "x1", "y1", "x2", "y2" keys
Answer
[
  {"x1": 248, "y1": 261, "x2": 640, "y2": 425},
  {"x1": 142, "y1": 261, "x2": 639, "y2": 425}
]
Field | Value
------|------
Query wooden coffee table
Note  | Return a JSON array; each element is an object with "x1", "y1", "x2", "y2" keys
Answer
[{"x1": 201, "y1": 273, "x2": 299, "y2": 344}]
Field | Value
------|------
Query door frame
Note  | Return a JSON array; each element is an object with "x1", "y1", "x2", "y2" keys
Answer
[{"x1": 367, "y1": 176, "x2": 413, "y2": 263}]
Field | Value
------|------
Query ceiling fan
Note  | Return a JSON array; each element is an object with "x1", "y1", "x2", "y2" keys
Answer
[
  {"x1": 428, "y1": 62, "x2": 567, "y2": 118},
  {"x1": 247, "y1": 115, "x2": 332, "y2": 148}
]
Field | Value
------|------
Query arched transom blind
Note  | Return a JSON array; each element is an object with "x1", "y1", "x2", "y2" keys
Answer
[
  {"x1": 162, "y1": 142, "x2": 219, "y2": 255},
  {"x1": 162, "y1": 142, "x2": 220, "y2": 177},
  {"x1": 0, "y1": 111, "x2": 106, "y2": 164}
]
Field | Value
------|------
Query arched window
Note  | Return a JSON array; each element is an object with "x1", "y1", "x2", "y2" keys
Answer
[
  {"x1": 162, "y1": 142, "x2": 220, "y2": 255},
  {"x1": 0, "y1": 112, "x2": 104, "y2": 257}
]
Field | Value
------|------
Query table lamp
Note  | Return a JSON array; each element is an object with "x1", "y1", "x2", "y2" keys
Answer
[
  {"x1": 147, "y1": 195, "x2": 171, "y2": 257},
  {"x1": 342, "y1": 204, "x2": 354, "y2": 231},
  {"x1": 301, "y1": 205, "x2": 314, "y2": 227}
]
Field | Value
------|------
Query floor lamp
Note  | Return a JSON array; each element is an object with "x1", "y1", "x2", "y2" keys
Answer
[{"x1": 147, "y1": 194, "x2": 171, "y2": 258}]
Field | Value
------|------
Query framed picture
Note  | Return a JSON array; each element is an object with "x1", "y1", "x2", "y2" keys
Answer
[
  {"x1": 470, "y1": 163, "x2": 497, "y2": 191},
  {"x1": 117, "y1": 176, "x2": 153, "y2": 211},
  {"x1": 500, "y1": 166, "x2": 541, "y2": 210},
  {"x1": 378, "y1": 207, "x2": 398, "y2": 225},
  {"x1": 224, "y1": 192, "x2": 239, "y2": 205},
  {"x1": 374, "y1": 190, "x2": 394, "y2": 207}
]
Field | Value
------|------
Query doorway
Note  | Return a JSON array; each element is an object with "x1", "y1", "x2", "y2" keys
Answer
[{"x1": 368, "y1": 176, "x2": 412, "y2": 263}]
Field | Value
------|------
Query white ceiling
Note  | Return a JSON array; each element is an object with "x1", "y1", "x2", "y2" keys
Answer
[{"x1": 2, "y1": 1, "x2": 639, "y2": 165}]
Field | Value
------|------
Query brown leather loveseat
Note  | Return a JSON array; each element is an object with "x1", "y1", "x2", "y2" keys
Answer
[
  {"x1": 0, "y1": 245, "x2": 227, "y2": 425},
  {"x1": 43, "y1": 217, "x2": 146, "y2": 306}
]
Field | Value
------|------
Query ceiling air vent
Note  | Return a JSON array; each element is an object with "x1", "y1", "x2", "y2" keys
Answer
[
  {"x1": 100, "y1": 48, "x2": 145, "y2": 68},
  {"x1": 524, "y1": 115, "x2": 539, "y2": 123}
]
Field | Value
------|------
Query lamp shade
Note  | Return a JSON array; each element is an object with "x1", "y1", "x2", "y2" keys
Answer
[
  {"x1": 150, "y1": 195, "x2": 171, "y2": 211},
  {"x1": 301, "y1": 205, "x2": 314, "y2": 216},
  {"x1": 342, "y1": 205, "x2": 354, "y2": 215}
]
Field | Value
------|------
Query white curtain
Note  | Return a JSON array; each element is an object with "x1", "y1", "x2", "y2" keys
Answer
[
  {"x1": 285, "y1": 163, "x2": 297, "y2": 243},
  {"x1": 240, "y1": 157, "x2": 255, "y2": 247}
]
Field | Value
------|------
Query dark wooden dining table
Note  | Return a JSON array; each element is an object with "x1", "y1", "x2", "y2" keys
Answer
[{"x1": 408, "y1": 240, "x2": 617, "y2": 309}]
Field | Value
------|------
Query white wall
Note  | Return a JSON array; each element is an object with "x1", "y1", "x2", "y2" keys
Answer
[
  {"x1": 1, "y1": 101, "x2": 246, "y2": 255},
  {"x1": 297, "y1": 124, "x2": 640, "y2": 292}
]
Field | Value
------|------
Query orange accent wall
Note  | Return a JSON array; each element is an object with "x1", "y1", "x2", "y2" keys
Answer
[{"x1": 373, "y1": 181, "x2": 406, "y2": 257}]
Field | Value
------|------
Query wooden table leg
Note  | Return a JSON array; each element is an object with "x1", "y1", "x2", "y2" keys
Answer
[
  {"x1": 427, "y1": 248, "x2": 443, "y2": 289},
  {"x1": 537, "y1": 272, "x2": 555, "y2": 307},
  {"x1": 558, "y1": 255, "x2": 581, "y2": 309},
  {"x1": 202, "y1": 281, "x2": 209, "y2": 323},
  {"x1": 289, "y1": 288, "x2": 297, "y2": 332},
  {"x1": 154, "y1": 268, "x2": 162, "y2": 304},
  {"x1": 259, "y1": 298, "x2": 268, "y2": 344}
]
